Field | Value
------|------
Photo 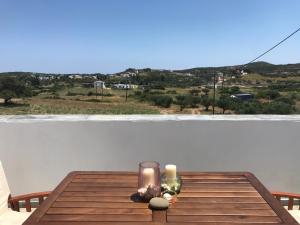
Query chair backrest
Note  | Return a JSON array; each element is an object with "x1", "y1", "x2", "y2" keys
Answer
[
  {"x1": 0, "y1": 161, "x2": 10, "y2": 214},
  {"x1": 272, "y1": 192, "x2": 300, "y2": 210}
]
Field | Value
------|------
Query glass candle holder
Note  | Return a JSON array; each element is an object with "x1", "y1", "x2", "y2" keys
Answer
[
  {"x1": 161, "y1": 173, "x2": 182, "y2": 194},
  {"x1": 137, "y1": 161, "x2": 161, "y2": 201}
]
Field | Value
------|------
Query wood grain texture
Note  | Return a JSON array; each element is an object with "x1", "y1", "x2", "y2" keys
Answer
[{"x1": 23, "y1": 171, "x2": 298, "y2": 225}]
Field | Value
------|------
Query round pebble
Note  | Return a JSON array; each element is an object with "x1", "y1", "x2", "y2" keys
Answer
[
  {"x1": 163, "y1": 193, "x2": 173, "y2": 201},
  {"x1": 149, "y1": 197, "x2": 169, "y2": 210}
]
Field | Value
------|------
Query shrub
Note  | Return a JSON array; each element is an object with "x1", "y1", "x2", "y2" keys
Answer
[
  {"x1": 149, "y1": 90, "x2": 165, "y2": 95},
  {"x1": 166, "y1": 90, "x2": 177, "y2": 94},
  {"x1": 189, "y1": 89, "x2": 201, "y2": 96},
  {"x1": 86, "y1": 91, "x2": 113, "y2": 97},
  {"x1": 256, "y1": 89, "x2": 280, "y2": 99},
  {"x1": 175, "y1": 95, "x2": 201, "y2": 110},
  {"x1": 150, "y1": 95, "x2": 173, "y2": 108},
  {"x1": 66, "y1": 91, "x2": 81, "y2": 96},
  {"x1": 234, "y1": 100, "x2": 263, "y2": 114},
  {"x1": 274, "y1": 97, "x2": 295, "y2": 105},
  {"x1": 149, "y1": 85, "x2": 165, "y2": 90},
  {"x1": 262, "y1": 101, "x2": 294, "y2": 114}
]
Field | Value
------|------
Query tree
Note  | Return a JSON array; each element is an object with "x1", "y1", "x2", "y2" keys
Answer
[
  {"x1": 202, "y1": 88, "x2": 210, "y2": 96},
  {"x1": 0, "y1": 77, "x2": 31, "y2": 104},
  {"x1": 201, "y1": 95, "x2": 212, "y2": 111},
  {"x1": 217, "y1": 95, "x2": 232, "y2": 114}
]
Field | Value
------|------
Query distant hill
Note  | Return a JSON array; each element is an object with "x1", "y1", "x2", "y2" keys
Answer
[
  {"x1": 176, "y1": 61, "x2": 300, "y2": 76},
  {"x1": 177, "y1": 62, "x2": 300, "y2": 76},
  {"x1": 1, "y1": 61, "x2": 300, "y2": 77},
  {"x1": 244, "y1": 61, "x2": 300, "y2": 75}
]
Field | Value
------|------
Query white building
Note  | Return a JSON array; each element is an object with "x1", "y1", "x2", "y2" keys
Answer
[
  {"x1": 241, "y1": 70, "x2": 248, "y2": 76},
  {"x1": 69, "y1": 75, "x2": 83, "y2": 79},
  {"x1": 94, "y1": 81, "x2": 106, "y2": 89},
  {"x1": 112, "y1": 84, "x2": 138, "y2": 89}
]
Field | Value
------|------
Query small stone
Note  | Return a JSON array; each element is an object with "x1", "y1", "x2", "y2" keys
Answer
[
  {"x1": 163, "y1": 193, "x2": 173, "y2": 201},
  {"x1": 149, "y1": 197, "x2": 169, "y2": 210}
]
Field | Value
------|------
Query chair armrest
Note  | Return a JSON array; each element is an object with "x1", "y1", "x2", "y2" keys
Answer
[
  {"x1": 8, "y1": 191, "x2": 51, "y2": 212},
  {"x1": 271, "y1": 191, "x2": 300, "y2": 210},
  {"x1": 272, "y1": 192, "x2": 300, "y2": 199}
]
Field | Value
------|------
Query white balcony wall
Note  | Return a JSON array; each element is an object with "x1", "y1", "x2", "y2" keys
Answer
[{"x1": 0, "y1": 115, "x2": 299, "y2": 195}]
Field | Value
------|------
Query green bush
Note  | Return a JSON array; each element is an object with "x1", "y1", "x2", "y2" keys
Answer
[
  {"x1": 149, "y1": 90, "x2": 165, "y2": 95},
  {"x1": 175, "y1": 95, "x2": 201, "y2": 110},
  {"x1": 149, "y1": 85, "x2": 165, "y2": 90},
  {"x1": 189, "y1": 89, "x2": 201, "y2": 96},
  {"x1": 274, "y1": 97, "x2": 295, "y2": 105},
  {"x1": 234, "y1": 100, "x2": 262, "y2": 114},
  {"x1": 66, "y1": 91, "x2": 81, "y2": 96},
  {"x1": 262, "y1": 101, "x2": 294, "y2": 114},
  {"x1": 257, "y1": 89, "x2": 280, "y2": 99},
  {"x1": 86, "y1": 91, "x2": 113, "y2": 97},
  {"x1": 166, "y1": 90, "x2": 177, "y2": 94},
  {"x1": 150, "y1": 95, "x2": 173, "y2": 108}
]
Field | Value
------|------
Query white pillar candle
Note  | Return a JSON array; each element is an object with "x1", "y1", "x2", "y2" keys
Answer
[
  {"x1": 165, "y1": 164, "x2": 177, "y2": 180},
  {"x1": 143, "y1": 168, "x2": 154, "y2": 187}
]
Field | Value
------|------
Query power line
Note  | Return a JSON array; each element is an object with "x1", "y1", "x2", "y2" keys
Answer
[{"x1": 245, "y1": 26, "x2": 300, "y2": 66}]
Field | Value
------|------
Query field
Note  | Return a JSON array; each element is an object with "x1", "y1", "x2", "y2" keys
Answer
[
  {"x1": 0, "y1": 84, "x2": 230, "y2": 115},
  {"x1": 1, "y1": 63, "x2": 300, "y2": 115}
]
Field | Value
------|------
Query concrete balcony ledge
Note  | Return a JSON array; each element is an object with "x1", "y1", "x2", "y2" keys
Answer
[
  {"x1": 1, "y1": 114, "x2": 300, "y2": 195},
  {"x1": 1, "y1": 114, "x2": 300, "y2": 123}
]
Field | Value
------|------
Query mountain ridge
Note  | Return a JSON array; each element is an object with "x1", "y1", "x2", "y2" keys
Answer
[{"x1": 1, "y1": 61, "x2": 300, "y2": 76}]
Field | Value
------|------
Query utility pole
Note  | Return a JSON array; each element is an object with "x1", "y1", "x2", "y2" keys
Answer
[
  {"x1": 125, "y1": 80, "x2": 128, "y2": 102},
  {"x1": 101, "y1": 84, "x2": 104, "y2": 100},
  {"x1": 221, "y1": 72, "x2": 225, "y2": 91},
  {"x1": 95, "y1": 85, "x2": 98, "y2": 99},
  {"x1": 212, "y1": 71, "x2": 216, "y2": 115}
]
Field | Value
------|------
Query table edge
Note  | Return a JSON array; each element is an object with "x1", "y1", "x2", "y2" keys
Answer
[{"x1": 22, "y1": 171, "x2": 299, "y2": 225}]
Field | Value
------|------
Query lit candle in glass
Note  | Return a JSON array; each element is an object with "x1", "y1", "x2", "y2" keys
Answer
[
  {"x1": 138, "y1": 161, "x2": 161, "y2": 201},
  {"x1": 143, "y1": 168, "x2": 154, "y2": 187},
  {"x1": 165, "y1": 164, "x2": 177, "y2": 180},
  {"x1": 161, "y1": 164, "x2": 182, "y2": 194}
]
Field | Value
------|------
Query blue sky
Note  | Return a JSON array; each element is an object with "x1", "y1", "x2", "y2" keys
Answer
[{"x1": 1, "y1": 0, "x2": 299, "y2": 73}]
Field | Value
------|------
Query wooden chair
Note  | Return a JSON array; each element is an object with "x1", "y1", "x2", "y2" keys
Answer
[
  {"x1": 0, "y1": 161, "x2": 50, "y2": 225},
  {"x1": 272, "y1": 191, "x2": 300, "y2": 223},
  {"x1": 272, "y1": 192, "x2": 300, "y2": 210}
]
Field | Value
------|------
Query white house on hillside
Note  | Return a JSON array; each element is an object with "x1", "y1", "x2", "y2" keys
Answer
[{"x1": 94, "y1": 81, "x2": 106, "y2": 89}]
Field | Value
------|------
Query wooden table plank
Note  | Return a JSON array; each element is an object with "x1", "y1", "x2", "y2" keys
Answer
[
  {"x1": 56, "y1": 196, "x2": 138, "y2": 202},
  {"x1": 46, "y1": 208, "x2": 151, "y2": 215},
  {"x1": 173, "y1": 196, "x2": 267, "y2": 203},
  {"x1": 51, "y1": 202, "x2": 150, "y2": 209},
  {"x1": 61, "y1": 191, "x2": 137, "y2": 197},
  {"x1": 23, "y1": 171, "x2": 298, "y2": 225},
  {"x1": 168, "y1": 202, "x2": 273, "y2": 210},
  {"x1": 177, "y1": 192, "x2": 261, "y2": 197},
  {"x1": 167, "y1": 215, "x2": 282, "y2": 223},
  {"x1": 41, "y1": 214, "x2": 152, "y2": 222},
  {"x1": 167, "y1": 208, "x2": 277, "y2": 216}
]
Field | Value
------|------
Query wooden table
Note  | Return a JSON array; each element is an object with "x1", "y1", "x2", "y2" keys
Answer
[{"x1": 23, "y1": 171, "x2": 298, "y2": 225}]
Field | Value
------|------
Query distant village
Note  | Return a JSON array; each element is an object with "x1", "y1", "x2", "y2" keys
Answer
[{"x1": 33, "y1": 68, "x2": 249, "y2": 91}]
